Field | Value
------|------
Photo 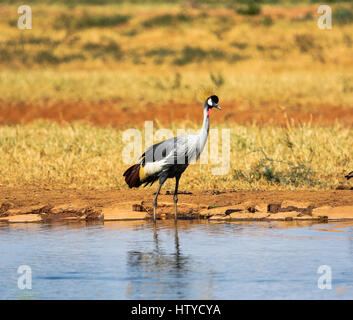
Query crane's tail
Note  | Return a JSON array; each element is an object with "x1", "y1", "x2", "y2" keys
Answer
[{"x1": 123, "y1": 164, "x2": 142, "y2": 188}]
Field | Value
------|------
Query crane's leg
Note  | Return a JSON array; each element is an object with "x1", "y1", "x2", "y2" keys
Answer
[
  {"x1": 174, "y1": 175, "x2": 180, "y2": 221},
  {"x1": 153, "y1": 177, "x2": 166, "y2": 223}
]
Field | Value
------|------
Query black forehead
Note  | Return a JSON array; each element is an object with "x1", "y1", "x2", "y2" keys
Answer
[{"x1": 210, "y1": 95, "x2": 219, "y2": 103}]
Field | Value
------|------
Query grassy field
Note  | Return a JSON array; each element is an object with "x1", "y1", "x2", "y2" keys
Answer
[
  {"x1": 0, "y1": 1, "x2": 352, "y2": 191},
  {"x1": 0, "y1": 120, "x2": 352, "y2": 191},
  {"x1": 1, "y1": 2, "x2": 353, "y2": 110}
]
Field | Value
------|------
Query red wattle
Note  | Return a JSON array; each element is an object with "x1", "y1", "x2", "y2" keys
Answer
[{"x1": 207, "y1": 109, "x2": 212, "y2": 116}]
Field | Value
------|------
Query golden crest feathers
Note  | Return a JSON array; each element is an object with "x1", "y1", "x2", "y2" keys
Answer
[{"x1": 196, "y1": 86, "x2": 217, "y2": 103}]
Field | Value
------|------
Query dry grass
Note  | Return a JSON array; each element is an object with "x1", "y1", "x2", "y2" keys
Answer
[
  {"x1": 0, "y1": 69, "x2": 352, "y2": 111},
  {"x1": 0, "y1": 120, "x2": 351, "y2": 191},
  {"x1": 0, "y1": 3, "x2": 352, "y2": 111},
  {"x1": 0, "y1": 2, "x2": 352, "y2": 191}
]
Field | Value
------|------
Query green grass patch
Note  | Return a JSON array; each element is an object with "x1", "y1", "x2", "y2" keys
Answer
[
  {"x1": 54, "y1": 13, "x2": 131, "y2": 30},
  {"x1": 236, "y1": 1, "x2": 262, "y2": 15},
  {"x1": 173, "y1": 46, "x2": 225, "y2": 65},
  {"x1": 83, "y1": 41, "x2": 123, "y2": 60},
  {"x1": 333, "y1": 6, "x2": 353, "y2": 25},
  {"x1": 142, "y1": 13, "x2": 192, "y2": 28}
]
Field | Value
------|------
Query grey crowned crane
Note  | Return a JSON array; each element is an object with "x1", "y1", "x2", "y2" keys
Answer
[
  {"x1": 345, "y1": 171, "x2": 353, "y2": 180},
  {"x1": 123, "y1": 94, "x2": 222, "y2": 222}
]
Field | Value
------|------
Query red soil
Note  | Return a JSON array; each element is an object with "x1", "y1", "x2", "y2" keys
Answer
[{"x1": 0, "y1": 101, "x2": 352, "y2": 127}]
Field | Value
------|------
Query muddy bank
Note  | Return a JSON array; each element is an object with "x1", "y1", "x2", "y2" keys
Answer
[{"x1": 0, "y1": 187, "x2": 353, "y2": 224}]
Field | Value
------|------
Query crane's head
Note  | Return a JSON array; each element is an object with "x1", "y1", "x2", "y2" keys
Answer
[{"x1": 205, "y1": 95, "x2": 221, "y2": 115}]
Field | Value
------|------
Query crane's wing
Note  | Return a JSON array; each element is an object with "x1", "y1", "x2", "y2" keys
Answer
[
  {"x1": 140, "y1": 135, "x2": 201, "y2": 166},
  {"x1": 135, "y1": 134, "x2": 204, "y2": 187}
]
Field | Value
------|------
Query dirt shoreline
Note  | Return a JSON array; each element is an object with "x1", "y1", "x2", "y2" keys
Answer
[{"x1": 0, "y1": 187, "x2": 353, "y2": 224}]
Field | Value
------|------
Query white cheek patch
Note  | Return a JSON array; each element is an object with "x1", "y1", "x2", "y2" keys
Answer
[{"x1": 207, "y1": 98, "x2": 213, "y2": 107}]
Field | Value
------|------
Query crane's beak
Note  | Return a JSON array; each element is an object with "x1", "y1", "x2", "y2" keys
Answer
[{"x1": 214, "y1": 104, "x2": 222, "y2": 110}]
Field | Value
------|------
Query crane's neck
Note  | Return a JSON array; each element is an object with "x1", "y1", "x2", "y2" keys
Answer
[
  {"x1": 195, "y1": 105, "x2": 210, "y2": 159},
  {"x1": 200, "y1": 105, "x2": 210, "y2": 137}
]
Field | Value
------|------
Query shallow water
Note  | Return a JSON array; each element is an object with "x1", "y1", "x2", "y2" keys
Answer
[{"x1": 1, "y1": 219, "x2": 353, "y2": 300}]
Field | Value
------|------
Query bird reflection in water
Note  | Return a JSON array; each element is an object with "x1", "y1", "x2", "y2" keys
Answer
[{"x1": 125, "y1": 221, "x2": 189, "y2": 299}]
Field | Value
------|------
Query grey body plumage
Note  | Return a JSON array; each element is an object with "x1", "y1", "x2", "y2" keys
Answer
[{"x1": 123, "y1": 95, "x2": 221, "y2": 222}]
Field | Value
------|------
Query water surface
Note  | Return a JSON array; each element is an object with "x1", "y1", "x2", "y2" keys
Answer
[{"x1": 1, "y1": 220, "x2": 353, "y2": 299}]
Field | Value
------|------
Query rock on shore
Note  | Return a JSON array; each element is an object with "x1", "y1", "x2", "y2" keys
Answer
[{"x1": 1, "y1": 199, "x2": 353, "y2": 224}]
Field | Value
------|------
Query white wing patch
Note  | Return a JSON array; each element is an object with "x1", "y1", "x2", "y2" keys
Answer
[
  {"x1": 143, "y1": 159, "x2": 167, "y2": 176},
  {"x1": 140, "y1": 132, "x2": 208, "y2": 175}
]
